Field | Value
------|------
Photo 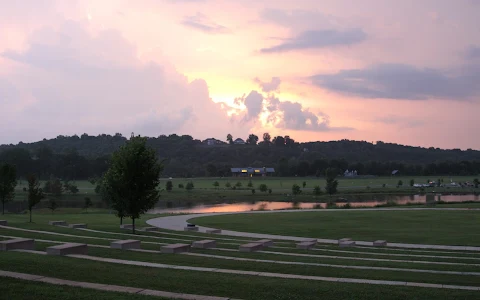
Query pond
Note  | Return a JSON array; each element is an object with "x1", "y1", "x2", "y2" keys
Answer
[{"x1": 148, "y1": 194, "x2": 479, "y2": 214}]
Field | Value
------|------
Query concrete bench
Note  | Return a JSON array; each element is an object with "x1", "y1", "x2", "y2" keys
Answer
[
  {"x1": 373, "y1": 240, "x2": 387, "y2": 247},
  {"x1": 120, "y1": 224, "x2": 133, "y2": 230},
  {"x1": 184, "y1": 226, "x2": 199, "y2": 231},
  {"x1": 205, "y1": 229, "x2": 221, "y2": 234},
  {"x1": 256, "y1": 239, "x2": 274, "y2": 247},
  {"x1": 161, "y1": 244, "x2": 191, "y2": 254},
  {"x1": 239, "y1": 243, "x2": 263, "y2": 252},
  {"x1": 142, "y1": 227, "x2": 159, "y2": 232},
  {"x1": 110, "y1": 240, "x2": 141, "y2": 250},
  {"x1": 46, "y1": 243, "x2": 88, "y2": 256},
  {"x1": 301, "y1": 238, "x2": 317, "y2": 244},
  {"x1": 68, "y1": 224, "x2": 87, "y2": 229},
  {"x1": 0, "y1": 220, "x2": 7, "y2": 226},
  {"x1": 339, "y1": 241, "x2": 356, "y2": 248},
  {"x1": 0, "y1": 238, "x2": 35, "y2": 251},
  {"x1": 338, "y1": 238, "x2": 351, "y2": 245},
  {"x1": 49, "y1": 221, "x2": 67, "y2": 226},
  {"x1": 192, "y1": 240, "x2": 216, "y2": 249},
  {"x1": 297, "y1": 242, "x2": 316, "y2": 250}
]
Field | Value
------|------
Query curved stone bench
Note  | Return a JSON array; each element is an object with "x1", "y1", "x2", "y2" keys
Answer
[
  {"x1": 339, "y1": 241, "x2": 356, "y2": 248},
  {"x1": 110, "y1": 240, "x2": 141, "y2": 250},
  {"x1": 47, "y1": 243, "x2": 88, "y2": 256},
  {"x1": 206, "y1": 229, "x2": 221, "y2": 234},
  {"x1": 0, "y1": 238, "x2": 35, "y2": 251},
  {"x1": 142, "y1": 227, "x2": 159, "y2": 232},
  {"x1": 297, "y1": 242, "x2": 316, "y2": 250},
  {"x1": 256, "y1": 239, "x2": 273, "y2": 247},
  {"x1": 373, "y1": 240, "x2": 387, "y2": 247},
  {"x1": 120, "y1": 224, "x2": 133, "y2": 230},
  {"x1": 68, "y1": 224, "x2": 87, "y2": 229},
  {"x1": 184, "y1": 226, "x2": 199, "y2": 232},
  {"x1": 192, "y1": 240, "x2": 216, "y2": 249},
  {"x1": 161, "y1": 244, "x2": 191, "y2": 254},
  {"x1": 49, "y1": 221, "x2": 67, "y2": 226},
  {"x1": 239, "y1": 243, "x2": 263, "y2": 252}
]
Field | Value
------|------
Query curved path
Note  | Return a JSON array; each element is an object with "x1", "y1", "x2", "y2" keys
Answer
[{"x1": 147, "y1": 208, "x2": 480, "y2": 252}]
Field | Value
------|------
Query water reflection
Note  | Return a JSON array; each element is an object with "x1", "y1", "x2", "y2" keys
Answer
[{"x1": 148, "y1": 194, "x2": 479, "y2": 214}]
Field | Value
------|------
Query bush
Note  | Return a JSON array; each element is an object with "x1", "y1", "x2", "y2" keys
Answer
[
  {"x1": 166, "y1": 180, "x2": 173, "y2": 191},
  {"x1": 186, "y1": 182, "x2": 194, "y2": 191},
  {"x1": 292, "y1": 184, "x2": 301, "y2": 195},
  {"x1": 225, "y1": 182, "x2": 231, "y2": 188},
  {"x1": 268, "y1": 188, "x2": 272, "y2": 194},
  {"x1": 251, "y1": 189, "x2": 256, "y2": 194},
  {"x1": 258, "y1": 183, "x2": 268, "y2": 192},
  {"x1": 178, "y1": 183, "x2": 184, "y2": 188}
]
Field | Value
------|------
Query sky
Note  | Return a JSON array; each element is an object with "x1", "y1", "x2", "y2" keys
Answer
[{"x1": 0, "y1": 0, "x2": 479, "y2": 149}]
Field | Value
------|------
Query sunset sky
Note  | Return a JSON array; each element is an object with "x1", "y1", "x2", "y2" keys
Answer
[{"x1": 1, "y1": 0, "x2": 479, "y2": 149}]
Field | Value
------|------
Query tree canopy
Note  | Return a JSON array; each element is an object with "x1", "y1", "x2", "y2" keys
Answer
[{"x1": 0, "y1": 163, "x2": 17, "y2": 215}]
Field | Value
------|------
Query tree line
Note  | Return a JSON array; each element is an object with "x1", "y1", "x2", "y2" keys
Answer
[{"x1": 1, "y1": 133, "x2": 480, "y2": 179}]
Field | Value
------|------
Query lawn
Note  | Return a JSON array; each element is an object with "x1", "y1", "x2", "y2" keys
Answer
[{"x1": 190, "y1": 210, "x2": 480, "y2": 246}]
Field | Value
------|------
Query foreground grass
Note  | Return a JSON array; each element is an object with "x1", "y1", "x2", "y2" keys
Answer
[
  {"x1": 0, "y1": 252, "x2": 478, "y2": 300},
  {"x1": 191, "y1": 210, "x2": 480, "y2": 246},
  {"x1": 0, "y1": 277, "x2": 169, "y2": 300}
]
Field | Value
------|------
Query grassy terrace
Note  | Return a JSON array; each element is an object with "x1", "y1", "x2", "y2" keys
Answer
[
  {"x1": 1, "y1": 211, "x2": 480, "y2": 299},
  {"x1": 191, "y1": 210, "x2": 480, "y2": 246}
]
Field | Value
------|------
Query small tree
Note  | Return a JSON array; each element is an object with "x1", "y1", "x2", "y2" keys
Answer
[
  {"x1": 410, "y1": 179, "x2": 415, "y2": 187},
  {"x1": 313, "y1": 185, "x2": 322, "y2": 199},
  {"x1": 0, "y1": 163, "x2": 17, "y2": 215},
  {"x1": 247, "y1": 180, "x2": 253, "y2": 188},
  {"x1": 27, "y1": 174, "x2": 45, "y2": 223},
  {"x1": 69, "y1": 184, "x2": 79, "y2": 194},
  {"x1": 47, "y1": 199, "x2": 58, "y2": 214},
  {"x1": 186, "y1": 181, "x2": 194, "y2": 192},
  {"x1": 397, "y1": 180, "x2": 403, "y2": 187},
  {"x1": 84, "y1": 197, "x2": 93, "y2": 212},
  {"x1": 268, "y1": 188, "x2": 272, "y2": 194},
  {"x1": 292, "y1": 184, "x2": 301, "y2": 195},
  {"x1": 235, "y1": 181, "x2": 242, "y2": 187},
  {"x1": 258, "y1": 183, "x2": 268, "y2": 193},
  {"x1": 474, "y1": 178, "x2": 479, "y2": 188},
  {"x1": 213, "y1": 181, "x2": 219, "y2": 189},
  {"x1": 178, "y1": 183, "x2": 184, "y2": 188},
  {"x1": 251, "y1": 189, "x2": 256, "y2": 195},
  {"x1": 325, "y1": 168, "x2": 338, "y2": 196},
  {"x1": 302, "y1": 181, "x2": 306, "y2": 188},
  {"x1": 225, "y1": 182, "x2": 231, "y2": 188},
  {"x1": 102, "y1": 135, "x2": 163, "y2": 233},
  {"x1": 166, "y1": 181, "x2": 173, "y2": 192}
]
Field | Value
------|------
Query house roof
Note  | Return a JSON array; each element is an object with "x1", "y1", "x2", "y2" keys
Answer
[{"x1": 231, "y1": 167, "x2": 275, "y2": 173}]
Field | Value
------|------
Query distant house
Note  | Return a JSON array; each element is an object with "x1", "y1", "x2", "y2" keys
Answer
[
  {"x1": 231, "y1": 167, "x2": 275, "y2": 177},
  {"x1": 203, "y1": 138, "x2": 224, "y2": 146},
  {"x1": 233, "y1": 138, "x2": 246, "y2": 145}
]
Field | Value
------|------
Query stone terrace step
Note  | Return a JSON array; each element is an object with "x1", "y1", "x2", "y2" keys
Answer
[
  {"x1": 374, "y1": 240, "x2": 388, "y2": 247},
  {"x1": 0, "y1": 220, "x2": 7, "y2": 226},
  {"x1": 239, "y1": 243, "x2": 263, "y2": 252},
  {"x1": 256, "y1": 239, "x2": 274, "y2": 247},
  {"x1": 46, "y1": 243, "x2": 88, "y2": 256},
  {"x1": 192, "y1": 240, "x2": 217, "y2": 249},
  {"x1": 110, "y1": 240, "x2": 141, "y2": 250},
  {"x1": 0, "y1": 238, "x2": 35, "y2": 251},
  {"x1": 184, "y1": 226, "x2": 199, "y2": 232},
  {"x1": 68, "y1": 224, "x2": 87, "y2": 229},
  {"x1": 161, "y1": 244, "x2": 191, "y2": 254},
  {"x1": 339, "y1": 241, "x2": 356, "y2": 248}
]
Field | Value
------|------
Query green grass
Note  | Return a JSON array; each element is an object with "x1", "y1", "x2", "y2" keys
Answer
[
  {"x1": 1, "y1": 251, "x2": 479, "y2": 300},
  {"x1": 0, "y1": 277, "x2": 170, "y2": 300},
  {"x1": 191, "y1": 210, "x2": 480, "y2": 246}
]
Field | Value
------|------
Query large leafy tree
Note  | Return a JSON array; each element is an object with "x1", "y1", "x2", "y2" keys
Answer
[
  {"x1": 262, "y1": 133, "x2": 271, "y2": 144},
  {"x1": 247, "y1": 134, "x2": 259, "y2": 145},
  {"x1": 0, "y1": 163, "x2": 17, "y2": 215},
  {"x1": 27, "y1": 174, "x2": 45, "y2": 223},
  {"x1": 103, "y1": 134, "x2": 163, "y2": 233},
  {"x1": 226, "y1": 134, "x2": 233, "y2": 145}
]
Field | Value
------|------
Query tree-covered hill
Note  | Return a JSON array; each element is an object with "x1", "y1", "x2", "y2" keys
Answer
[{"x1": 0, "y1": 133, "x2": 479, "y2": 179}]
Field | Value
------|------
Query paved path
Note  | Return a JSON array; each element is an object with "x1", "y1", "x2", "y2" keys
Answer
[
  {"x1": 146, "y1": 209, "x2": 480, "y2": 252},
  {"x1": 0, "y1": 270, "x2": 237, "y2": 300},
  {"x1": 20, "y1": 251, "x2": 480, "y2": 291}
]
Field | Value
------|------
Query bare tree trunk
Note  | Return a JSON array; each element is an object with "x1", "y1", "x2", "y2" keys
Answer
[
  {"x1": 120, "y1": 216, "x2": 123, "y2": 225},
  {"x1": 2, "y1": 201, "x2": 4, "y2": 215},
  {"x1": 132, "y1": 217, "x2": 135, "y2": 234},
  {"x1": 29, "y1": 209, "x2": 32, "y2": 223}
]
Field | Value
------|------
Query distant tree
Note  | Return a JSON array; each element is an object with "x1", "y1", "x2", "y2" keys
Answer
[
  {"x1": 235, "y1": 181, "x2": 242, "y2": 187},
  {"x1": 102, "y1": 135, "x2": 163, "y2": 233},
  {"x1": 227, "y1": 134, "x2": 233, "y2": 145},
  {"x1": 325, "y1": 168, "x2": 338, "y2": 196},
  {"x1": 44, "y1": 177, "x2": 63, "y2": 197},
  {"x1": 302, "y1": 181, "x2": 307, "y2": 188},
  {"x1": 474, "y1": 178, "x2": 479, "y2": 188},
  {"x1": 247, "y1": 134, "x2": 259, "y2": 145},
  {"x1": 268, "y1": 188, "x2": 272, "y2": 194},
  {"x1": 410, "y1": 179, "x2": 415, "y2": 187},
  {"x1": 285, "y1": 136, "x2": 295, "y2": 146},
  {"x1": 0, "y1": 163, "x2": 17, "y2": 215},
  {"x1": 251, "y1": 189, "x2": 256, "y2": 195},
  {"x1": 272, "y1": 136, "x2": 285, "y2": 146},
  {"x1": 292, "y1": 184, "x2": 301, "y2": 195},
  {"x1": 397, "y1": 180, "x2": 403, "y2": 187},
  {"x1": 178, "y1": 183, "x2": 184, "y2": 189},
  {"x1": 88, "y1": 177, "x2": 97, "y2": 185},
  {"x1": 262, "y1": 133, "x2": 271, "y2": 144},
  {"x1": 225, "y1": 182, "x2": 231, "y2": 188},
  {"x1": 27, "y1": 174, "x2": 45, "y2": 223},
  {"x1": 166, "y1": 181, "x2": 173, "y2": 192},
  {"x1": 213, "y1": 181, "x2": 220, "y2": 189},
  {"x1": 247, "y1": 180, "x2": 253, "y2": 188},
  {"x1": 68, "y1": 184, "x2": 79, "y2": 194},
  {"x1": 84, "y1": 197, "x2": 93, "y2": 212},
  {"x1": 186, "y1": 181, "x2": 194, "y2": 191},
  {"x1": 258, "y1": 183, "x2": 268, "y2": 193},
  {"x1": 436, "y1": 178, "x2": 441, "y2": 187},
  {"x1": 47, "y1": 199, "x2": 58, "y2": 214},
  {"x1": 313, "y1": 185, "x2": 322, "y2": 199}
]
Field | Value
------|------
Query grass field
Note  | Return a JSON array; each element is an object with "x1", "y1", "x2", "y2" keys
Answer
[
  {"x1": 191, "y1": 210, "x2": 480, "y2": 246},
  {"x1": 1, "y1": 210, "x2": 480, "y2": 299}
]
